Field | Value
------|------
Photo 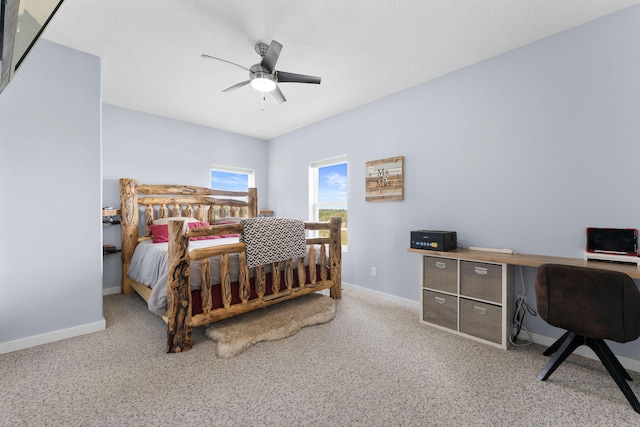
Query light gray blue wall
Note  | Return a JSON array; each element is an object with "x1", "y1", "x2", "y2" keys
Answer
[
  {"x1": 0, "y1": 40, "x2": 103, "y2": 346},
  {"x1": 6, "y1": 6, "x2": 638, "y2": 359},
  {"x1": 268, "y1": 7, "x2": 640, "y2": 358},
  {"x1": 101, "y1": 105, "x2": 268, "y2": 291}
]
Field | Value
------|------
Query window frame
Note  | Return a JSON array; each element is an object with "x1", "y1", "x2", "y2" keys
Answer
[
  {"x1": 210, "y1": 164, "x2": 255, "y2": 191},
  {"x1": 309, "y1": 155, "x2": 348, "y2": 250}
]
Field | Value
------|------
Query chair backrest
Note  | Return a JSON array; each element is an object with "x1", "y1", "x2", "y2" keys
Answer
[{"x1": 535, "y1": 264, "x2": 640, "y2": 343}]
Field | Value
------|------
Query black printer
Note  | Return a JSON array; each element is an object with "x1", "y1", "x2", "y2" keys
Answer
[{"x1": 410, "y1": 230, "x2": 457, "y2": 251}]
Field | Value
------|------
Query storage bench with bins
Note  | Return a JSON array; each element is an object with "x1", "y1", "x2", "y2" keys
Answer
[{"x1": 420, "y1": 255, "x2": 514, "y2": 349}]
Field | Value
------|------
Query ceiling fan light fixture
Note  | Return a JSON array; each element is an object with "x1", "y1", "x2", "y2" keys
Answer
[
  {"x1": 203, "y1": 40, "x2": 320, "y2": 104},
  {"x1": 250, "y1": 72, "x2": 276, "y2": 92}
]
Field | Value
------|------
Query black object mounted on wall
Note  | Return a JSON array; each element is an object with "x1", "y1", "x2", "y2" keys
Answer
[{"x1": 0, "y1": 0, "x2": 65, "y2": 95}]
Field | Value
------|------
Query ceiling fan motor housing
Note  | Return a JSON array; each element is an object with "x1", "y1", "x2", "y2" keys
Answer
[{"x1": 250, "y1": 64, "x2": 273, "y2": 77}]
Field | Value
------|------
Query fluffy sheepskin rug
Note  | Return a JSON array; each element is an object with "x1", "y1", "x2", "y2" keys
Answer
[{"x1": 204, "y1": 293, "x2": 336, "y2": 358}]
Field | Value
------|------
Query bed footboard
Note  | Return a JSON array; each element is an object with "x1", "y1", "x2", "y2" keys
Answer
[{"x1": 166, "y1": 217, "x2": 342, "y2": 353}]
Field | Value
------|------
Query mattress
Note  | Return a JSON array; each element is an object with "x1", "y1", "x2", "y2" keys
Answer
[{"x1": 128, "y1": 238, "x2": 241, "y2": 315}]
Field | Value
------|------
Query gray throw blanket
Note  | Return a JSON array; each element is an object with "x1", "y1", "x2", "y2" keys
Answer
[{"x1": 240, "y1": 217, "x2": 307, "y2": 268}]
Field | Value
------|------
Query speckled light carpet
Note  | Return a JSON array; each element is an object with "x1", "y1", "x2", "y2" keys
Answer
[
  {"x1": 1, "y1": 289, "x2": 639, "y2": 426},
  {"x1": 205, "y1": 293, "x2": 336, "y2": 358}
]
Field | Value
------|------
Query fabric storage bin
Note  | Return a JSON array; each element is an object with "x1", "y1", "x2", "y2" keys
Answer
[
  {"x1": 459, "y1": 261, "x2": 502, "y2": 303},
  {"x1": 423, "y1": 256, "x2": 457, "y2": 294},
  {"x1": 422, "y1": 289, "x2": 457, "y2": 330},
  {"x1": 459, "y1": 298, "x2": 502, "y2": 344}
]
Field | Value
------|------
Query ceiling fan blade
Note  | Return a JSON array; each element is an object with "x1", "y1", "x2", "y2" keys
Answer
[
  {"x1": 276, "y1": 71, "x2": 321, "y2": 84},
  {"x1": 270, "y1": 85, "x2": 286, "y2": 103},
  {"x1": 201, "y1": 54, "x2": 250, "y2": 72},
  {"x1": 260, "y1": 40, "x2": 283, "y2": 73},
  {"x1": 222, "y1": 80, "x2": 250, "y2": 92}
]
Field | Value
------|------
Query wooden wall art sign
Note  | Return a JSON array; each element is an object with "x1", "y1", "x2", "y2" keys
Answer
[{"x1": 365, "y1": 156, "x2": 404, "y2": 202}]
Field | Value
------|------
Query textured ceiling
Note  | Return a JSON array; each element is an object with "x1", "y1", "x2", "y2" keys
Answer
[{"x1": 42, "y1": 0, "x2": 640, "y2": 140}]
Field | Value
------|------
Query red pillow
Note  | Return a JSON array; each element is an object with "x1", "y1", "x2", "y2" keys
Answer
[
  {"x1": 187, "y1": 221, "x2": 210, "y2": 229},
  {"x1": 151, "y1": 221, "x2": 239, "y2": 243},
  {"x1": 150, "y1": 221, "x2": 215, "y2": 243},
  {"x1": 190, "y1": 222, "x2": 240, "y2": 240},
  {"x1": 149, "y1": 224, "x2": 169, "y2": 243}
]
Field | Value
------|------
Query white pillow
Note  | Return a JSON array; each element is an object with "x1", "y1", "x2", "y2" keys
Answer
[{"x1": 152, "y1": 216, "x2": 200, "y2": 225}]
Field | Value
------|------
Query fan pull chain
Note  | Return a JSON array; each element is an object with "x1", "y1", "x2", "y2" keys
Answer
[{"x1": 261, "y1": 92, "x2": 265, "y2": 110}]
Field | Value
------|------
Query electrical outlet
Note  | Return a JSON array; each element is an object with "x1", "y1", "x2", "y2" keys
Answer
[
  {"x1": 371, "y1": 267, "x2": 377, "y2": 277},
  {"x1": 517, "y1": 295, "x2": 527, "y2": 304}
]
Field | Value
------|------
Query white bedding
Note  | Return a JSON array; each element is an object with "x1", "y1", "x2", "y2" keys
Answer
[
  {"x1": 128, "y1": 238, "x2": 327, "y2": 316},
  {"x1": 128, "y1": 237, "x2": 241, "y2": 315}
]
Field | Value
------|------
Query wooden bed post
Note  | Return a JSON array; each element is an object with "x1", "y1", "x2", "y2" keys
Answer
[
  {"x1": 248, "y1": 187, "x2": 258, "y2": 217},
  {"x1": 329, "y1": 217, "x2": 343, "y2": 299},
  {"x1": 166, "y1": 219, "x2": 193, "y2": 353},
  {"x1": 120, "y1": 178, "x2": 139, "y2": 295}
]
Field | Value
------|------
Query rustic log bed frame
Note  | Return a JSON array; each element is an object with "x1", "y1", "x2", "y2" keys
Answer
[{"x1": 119, "y1": 178, "x2": 342, "y2": 353}]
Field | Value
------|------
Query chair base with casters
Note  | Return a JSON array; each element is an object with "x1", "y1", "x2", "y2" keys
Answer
[
  {"x1": 535, "y1": 263, "x2": 640, "y2": 414},
  {"x1": 538, "y1": 331, "x2": 640, "y2": 414}
]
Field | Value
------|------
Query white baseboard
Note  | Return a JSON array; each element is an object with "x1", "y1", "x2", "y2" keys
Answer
[
  {"x1": 342, "y1": 282, "x2": 640, "y2": 373},
  {"x1": 103, "y1": 286, "x2": 121, "y2": 296},
  {"x1": 526, "y1": 331, "x2": 640, "y2": 374},
  {"x1": 341, "y1": 282, "x2": 420, "y2": 310},
  {"x1": 11, "y1": 283, "x2": 640, "y2": 374},
  {"x1": 0, "y1": 319, "x2": 106, "y2": 355}
]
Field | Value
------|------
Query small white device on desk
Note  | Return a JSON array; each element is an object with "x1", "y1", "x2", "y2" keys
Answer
[{"x1": 584, "y1": 227, "x2": 640, "y2": 267}]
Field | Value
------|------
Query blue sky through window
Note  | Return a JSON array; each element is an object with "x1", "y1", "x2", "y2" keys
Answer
[
  {"x1": 211, "y1": 170, "x2": 248, "y2": 191},
  {"x1": 319, "y1": 163, "x2": 347, "y2": 208}
]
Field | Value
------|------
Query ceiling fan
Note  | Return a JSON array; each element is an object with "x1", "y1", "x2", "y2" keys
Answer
[{"x1": 201, "y1": 40, "x2": 321, "y2": 103}]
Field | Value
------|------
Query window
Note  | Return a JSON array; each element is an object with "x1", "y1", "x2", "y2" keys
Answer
[
  {"x1": 210, "y1": 165, "x2": 255, "y2": 192},
  {"x1": 211, "y1": 165, "x2": 255, "y2": 217},
  {"x1": 309, "y1": 156, "x2": 348, "y2": 249}
]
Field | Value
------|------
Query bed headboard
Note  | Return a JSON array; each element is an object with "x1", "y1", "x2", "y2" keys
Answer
[{"x1": 119, "y1": 178, "x2": 258, "y2": 294}]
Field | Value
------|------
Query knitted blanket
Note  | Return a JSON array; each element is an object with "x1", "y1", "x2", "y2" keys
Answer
[{"x1": 240, "y1": 217, "x2": 307, "y2": 268}]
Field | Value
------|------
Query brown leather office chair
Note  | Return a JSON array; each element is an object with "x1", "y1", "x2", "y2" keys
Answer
[{"x1": 535, "y1": 263, "x2": 640, "y2": 413}]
